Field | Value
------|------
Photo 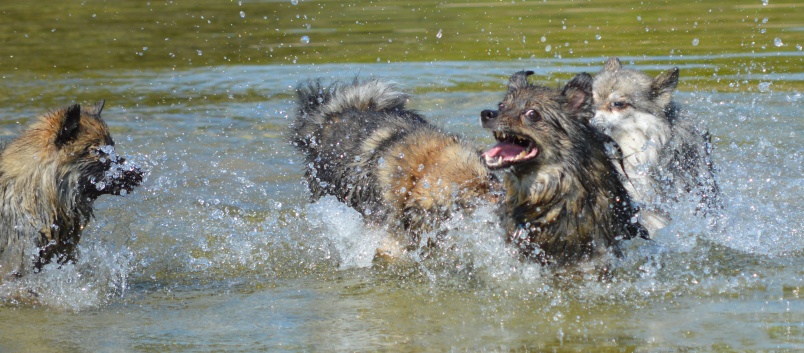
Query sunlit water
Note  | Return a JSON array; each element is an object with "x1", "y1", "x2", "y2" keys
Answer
[{"x1": 0, "y1": 59, "x2": 802, "y2": 351}]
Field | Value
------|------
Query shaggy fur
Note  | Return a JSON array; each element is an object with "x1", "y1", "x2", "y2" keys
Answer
[
  {"x1": 591, "y1": 57, "x2": 721, "y2": 232},
  {"x1": 291, "y1": 75, "x2": 648, "y2": 265},
  {"x1": 480, "y1": 72, "x2": 648, "y2": 264},
  {"x1": 290, "y1": 79, "x2": 496, "y2": 247},
  {"x1": 0, "y1": 101, "x2": 143, "y2": 278}
]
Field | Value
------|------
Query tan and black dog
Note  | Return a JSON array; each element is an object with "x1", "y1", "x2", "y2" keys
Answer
[
  {"x1": 291, "y1": 79, "x2": 496, "y2": 252},
  {"x1": 0, "y1": 101, "x2": 143, "y2": 278}
]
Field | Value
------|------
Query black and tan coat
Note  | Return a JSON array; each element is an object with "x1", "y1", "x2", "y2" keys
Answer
[{"x1": 0, "y1": 101, "x2": 143, "y2": 278}]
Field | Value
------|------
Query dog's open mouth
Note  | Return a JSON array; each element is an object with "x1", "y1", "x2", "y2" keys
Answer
[{"x1": 482, "y1": 131, "x2": 539, "y2": 169}]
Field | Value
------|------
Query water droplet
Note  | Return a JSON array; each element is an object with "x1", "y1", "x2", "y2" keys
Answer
[
  {"x1": 758, "y1": 82, "x2": 771, "y2": 92},
  {"x1": 774, "y1": 37, "x2": 783, "y2": 47},
  {"x1": 796, "y1": 44, "x2": 802, "y2": 51},
  {"x1": 637, "y1": 15, "x2": 642, "y2": 21},
  {"x1": 595, "y1": 34, "x2": 601, "y2": 40},
  {"x1": 436, "y1": 29, "x2": 443, "y2": 39},
  {"x1": 300, "y1": 35, "x2": 310, "y2": 44},
  {"x1": 540, "y1": 36, "x2": 546, "y2": 42},
  {"x1": 692, "y1": 38, "x2": 700, "y2": 46},
  {"x1": 239, "y1": 11, "x2": 245, "y2": 18},
  {"x1": 291, "y1": 0, "x2": 298, "y2": 4},
  {"x1": 545, "y1": 44, "x2": 552, "y2": 52},
  {"x1": 197, "y1": 50, "x2": 203, "y2": 56},
  {"x1": 762, "y1": 0, "x2": 768, "y2": 5}
]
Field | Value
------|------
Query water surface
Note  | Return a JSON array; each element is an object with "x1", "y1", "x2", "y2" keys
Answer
[{"x1": 0, "y1": 1, "x2": 802, "y2": 352}]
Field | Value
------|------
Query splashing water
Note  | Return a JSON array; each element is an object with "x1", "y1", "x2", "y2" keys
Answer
[{"x1": 91, "y1": 145, "x2": 145, "y2": 193}]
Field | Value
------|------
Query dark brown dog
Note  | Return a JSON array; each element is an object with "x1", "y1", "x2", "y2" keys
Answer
[
  {"x1": 480, "y1": 71, "x2": 648, "y2": 264},
  {"x1": 0, "y1": 101, "x2": 143, "y2": 278}
]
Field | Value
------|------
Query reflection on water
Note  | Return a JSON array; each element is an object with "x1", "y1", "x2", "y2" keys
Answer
[
  {"x1": 0, "y1": 0, "x2": 802, "y2": 91},
  {"x1": 0, "y1": 60, "x2": 801, "y2": 351}
]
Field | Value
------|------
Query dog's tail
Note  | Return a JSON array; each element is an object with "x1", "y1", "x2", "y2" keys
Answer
[{"x1": 290, "y1": 78, "x2": 408, "y2": 152}]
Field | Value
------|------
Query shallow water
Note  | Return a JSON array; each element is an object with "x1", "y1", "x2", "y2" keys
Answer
[
  {"x1": 0, "y1": 61, "x2": 801, "y2": 351},
  {"x1": 1, "y1": 0, "x2": 803, "y2": 351}
]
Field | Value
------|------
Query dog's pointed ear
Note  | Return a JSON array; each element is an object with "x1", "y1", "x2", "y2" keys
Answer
[
  {"x1": 55, "y1": 104, "x2": 82, "y2": 148},
  {"x1": 508, "y1": 70, "x2": 534, "y2": 91},
  {"x1": 603, "y1": 57, "x2": 622, "y2": 72},
  {"x1": 93, "y1": 99, "x2": 105, "y2": 115},
  {"x1": 651, "y1": 67, "x2": 679, "y2": 107},
  {"x1": 562, "y1": 73, "x2": 594, "y2": 119}
]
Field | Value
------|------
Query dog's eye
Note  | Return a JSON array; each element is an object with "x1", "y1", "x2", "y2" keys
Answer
[
  {"x1": 611, "y1": 101, "x2": 629, "y2": 110},
  {"x1": 498, "y1": 102, "x2": 505, "y2": 110},
  {"x1": 524, "y1": 109, "x2": 540, "y2": 120}
]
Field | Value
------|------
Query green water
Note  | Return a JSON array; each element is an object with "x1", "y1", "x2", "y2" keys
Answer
[
  {"x1": 0, "y1": 0, "x2": 801, "y2": 90},
  {"x1": 0, "y1": 1, "x2": 802, "y2": 352}
]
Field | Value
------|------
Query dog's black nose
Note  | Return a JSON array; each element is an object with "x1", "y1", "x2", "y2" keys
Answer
[{"x1": 480, "y1": 110, "x2": 498, "y2": 128}]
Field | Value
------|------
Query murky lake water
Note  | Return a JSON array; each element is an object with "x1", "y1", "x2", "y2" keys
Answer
[{"x1": 1, "y1": 1, "x2": 803, "y2": 352}]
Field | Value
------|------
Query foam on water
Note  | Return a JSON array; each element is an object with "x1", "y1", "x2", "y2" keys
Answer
[
  {"x1": 290, "y1": 161, "x2": 782, "y2": 304},
  {"x1": 0, "y1": 237, "x2": 134, "y2": 310},
  {"x1": 304, "y1": 196, "x2": 383, "y2": 269}
]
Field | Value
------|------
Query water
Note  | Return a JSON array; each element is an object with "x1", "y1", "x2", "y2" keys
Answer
[
  {"x1": 0, "y1": 0, "x2": 803, "y2": 351},
  {"x1": 0, "y1": 60, "x2": 801, "y2": 351}
]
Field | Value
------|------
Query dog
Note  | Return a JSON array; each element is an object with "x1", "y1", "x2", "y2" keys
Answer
[
  {"x1": 291, "y1": 75, "x2": 647, "y2": 265},
  {"x1": 480, "y1": 71, "x2": 648, "y2": 264},
  {"x1": 0, "y1": 101, "x2": 144, "y2": 279},
  {"x1": 290, "y1": 79, "x2": 497, "y2": 252},
  {"x1": 590, "y1": 57, "x2": 721, "y2": 232}
]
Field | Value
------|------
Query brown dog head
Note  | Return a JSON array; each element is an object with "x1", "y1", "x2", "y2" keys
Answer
[
  {"x1": 2, "y1": 100, "x2": 144, "y2": 204},
  {"x1": 480, "y1": 71, "x2": 595, "y2": 174}
]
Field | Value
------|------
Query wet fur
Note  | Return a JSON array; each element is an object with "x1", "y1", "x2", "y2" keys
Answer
[
  {"x1": 0, "y1": 101, "x2": 143, "y2": 278},
  {"x1": 290, "y1": 79, "x2": 496, "y2": 247},
  {"x1": 591, "y1": 57, "x2": 721, "y2": 232},
  {"x1": 291, "y1": 75, "x2": 647, "y2": 265},
  {"x1": 481, "y1": 72, "x2": 648, "y2": 264}
]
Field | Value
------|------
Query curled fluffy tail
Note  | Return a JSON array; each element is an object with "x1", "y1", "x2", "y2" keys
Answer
[{"x1": 290, "y1": 78, "x2": 408, "y2": 152}]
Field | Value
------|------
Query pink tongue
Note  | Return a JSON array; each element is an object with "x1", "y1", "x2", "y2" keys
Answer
[{"x1": 482, "y1": 142, "x2": 527, "y2": 160}]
